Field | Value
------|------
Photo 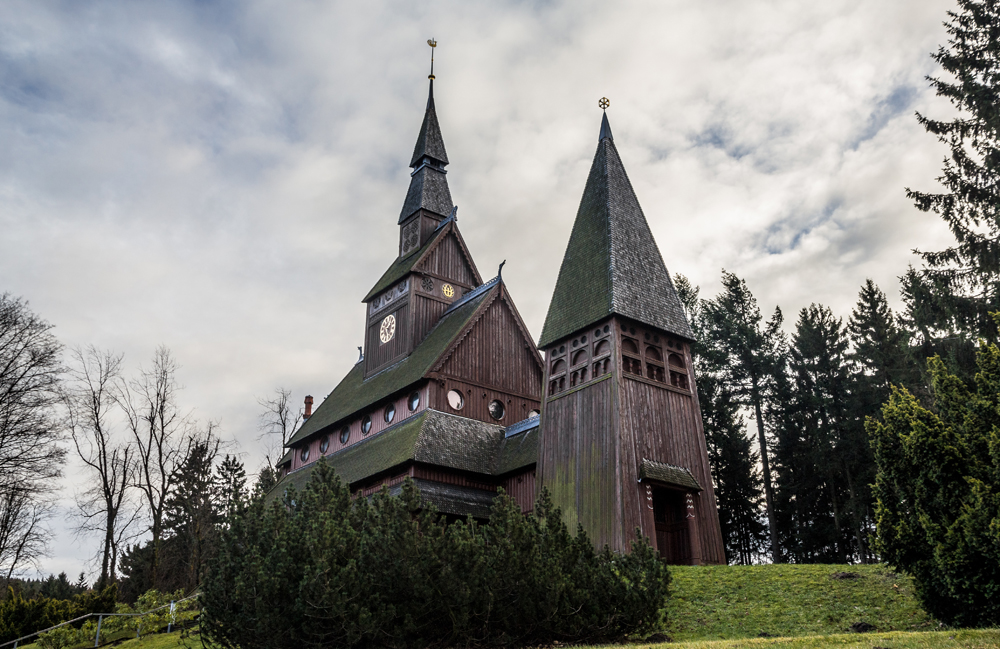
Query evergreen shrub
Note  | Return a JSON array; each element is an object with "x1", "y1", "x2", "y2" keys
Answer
[
  {"x1": 201, "y1": 461, "x2": 670, "y2": 648},
  {"x1": 0, "y1": 585, "x2": 116, "y2": 645},
  {"x1": 869, "y1": 338, "x2": 1000, "y2": 627}
]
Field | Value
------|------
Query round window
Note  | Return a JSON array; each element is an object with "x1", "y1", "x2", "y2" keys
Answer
[
  {"x1": 488, "y1": 399, "x2": 505, "y2": 421},
  {"x1": 528, "y1": 409, "x2": 540, "y2": 418},
  {"x1": 408, "y1": 391, "x2": 420, "y2": 412},
  {"x1": 319, "y1": 436, "x2": 329, "y2": 454},
  {"x1": 340, "y1": 426, "x2": 350, "y2": 444},
  {"x1": 447, "y1": 389, "x2": 464, "y2": 410},
  {"x1": 300, "y1": 447, "x2": 310, "y2": 462},
  {"x1": 362, "y1": 415, "x2": 372, "y2": 435},
  {"x1": 384, "y1": 403, "x2": 395, "y2": 424}
]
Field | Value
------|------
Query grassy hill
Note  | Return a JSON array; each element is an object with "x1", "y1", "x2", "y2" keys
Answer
[{"x1": 665, "y1": 563, "x2": 935, "y2": 641}]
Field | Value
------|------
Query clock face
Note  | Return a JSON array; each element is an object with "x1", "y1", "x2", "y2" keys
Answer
[
  {"x1": 442, "y1": 283, "x2": 455, "y2": 298},
  {"x1": 379, "y1": 314, "x2": 396, "y2": 344}
]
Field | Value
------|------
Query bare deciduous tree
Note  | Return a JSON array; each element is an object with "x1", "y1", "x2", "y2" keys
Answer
[
  {"x1": 116, "y1": 346, "x2": 191, "y2": 586},
  {"x1": 257, "y1": 387, "x2": 301, "y2": 466},
  {"x1": 65, "y1": 346, "x2": 140, "y2": 588},
  {"x1": 0, "y1": 294, "x2": 64, "y2": 587}
]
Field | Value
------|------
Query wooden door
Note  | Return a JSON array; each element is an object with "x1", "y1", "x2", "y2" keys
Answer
[{"x1": 652, "y1": 487, "x2": 691, "y2": 564}]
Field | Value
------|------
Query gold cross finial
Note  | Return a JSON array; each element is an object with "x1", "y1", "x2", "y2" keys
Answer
[
  {"x1": 427, "y1": 39, "x2": 437, "y2": 79},
  {"x1": 599, "y1": 97, "x2": 610, "y2": 110}
]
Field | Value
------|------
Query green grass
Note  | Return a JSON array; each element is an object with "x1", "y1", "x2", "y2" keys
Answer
[
  {"x1": 664, "y1": 564, "x2": 935, "y2": 641},
  {"x1": 605, "y1": 628, "x2": 1000, "y2": 648}
]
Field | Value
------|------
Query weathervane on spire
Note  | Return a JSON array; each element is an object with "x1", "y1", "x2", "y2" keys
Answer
[
  {"x1": 599, "y1": 97, "x2": 610, "y2": 110},
  {"x1": 428, "y1": 39, "x2": 437, "y2": 80}
]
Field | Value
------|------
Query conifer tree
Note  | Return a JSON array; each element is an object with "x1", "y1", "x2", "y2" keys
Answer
[
  {"x1": 904, "y1": 0, "x2": 1000, "y2": 343},
  {"x1": 774, "y1": 305, "x2": 870, "y2": 562},
  {"x1": 675, "y1": 274, "x2": 766, "y2": 564},
  {"x1": 699, "y1": 271, "x2": 785, "y2": 561}
]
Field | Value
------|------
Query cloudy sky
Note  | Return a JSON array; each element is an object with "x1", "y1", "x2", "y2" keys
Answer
[{"x1": 1, "y1": 0, "x2": 958, "y2": 578}]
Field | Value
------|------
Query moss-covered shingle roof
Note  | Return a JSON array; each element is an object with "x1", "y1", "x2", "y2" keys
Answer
[
  {"x1": 286, "y1": 287, "x2": 493, "y2": 447},
  {"x1": 276, "y1": 409, "x2": 506, "y2": 491},
  {"x1": 363, "y1": 224, "x2": 449, "y2": 302},
  {"x1": 495, "y1": 422, "x2": 539, "y2": 476},
  {"x1": 639, "y1": 458, "x2": 702, "y2": 492},
  {"x1": 538, "y1": 115, "x2": 694, "y2": 347}
]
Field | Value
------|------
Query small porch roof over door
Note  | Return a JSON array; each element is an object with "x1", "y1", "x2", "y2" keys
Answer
[{"x1": 639, "y1": 458, "x2": 702, "y2": 492}]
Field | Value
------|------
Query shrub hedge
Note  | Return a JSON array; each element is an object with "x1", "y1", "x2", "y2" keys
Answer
[{"x1": 201, "y1": 461, "x2": 670, "y2": 648}]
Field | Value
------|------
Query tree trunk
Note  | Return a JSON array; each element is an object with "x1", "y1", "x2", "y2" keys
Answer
[{"x1": 752, "y1": 380, "x2": 780, "y2": 562}]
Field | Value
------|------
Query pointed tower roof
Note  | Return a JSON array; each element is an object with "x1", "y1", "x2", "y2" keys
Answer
[
  {"x1": 399, "y1": 80, "x2": 453, "y2": 223},
  {"x1": 409, "y1": 80, "x2": 449, "y2": 166},
  {"x1": 538, "y1": 113, "x2": 694, "y2": 348}
]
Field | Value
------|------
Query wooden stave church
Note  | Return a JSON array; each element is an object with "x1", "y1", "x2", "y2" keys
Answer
[{"x1": 272, "y1": 77, "x2": 725, "y2": 565}]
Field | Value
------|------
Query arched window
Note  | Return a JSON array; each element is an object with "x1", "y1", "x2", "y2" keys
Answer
[
  {"x1": 571, "y1": 349, "x2": 588, "y2": 367},
  {"x1": 594, "y1": 339, "x2": 611, "y2": 357},
  {"x1": 646, "y1": 346, "x2": 662, "y2": 362},
  {"x1": 621, "y1": 338, "x2": 639, "y2": 355},
  {"x1": 551, "y1": 359, "x2": 566, "y2": 375},
  {"x1": 668, "y1": 353, "x2": 685, "y2": 368}
]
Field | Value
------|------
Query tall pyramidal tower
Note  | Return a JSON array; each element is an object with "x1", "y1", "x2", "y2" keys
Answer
[{"x1": 537, "y1": 110, "x2": 725, "y2": 564}]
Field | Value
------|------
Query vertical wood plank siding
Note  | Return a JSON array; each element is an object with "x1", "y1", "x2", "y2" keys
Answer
[
  {"x1": 620, "y1": 377, "x2": 725, "y2": 563},
  {"x1": 502, "y1": 469, "x2": 536, "y2": 513},
  {"x1": 538, "y1": 315, "x2": 726, "y2": 562},
  {"x1": 412, "y1": 295, "x2": 448, "y2": 347},
  {"x1": 365, "y1": 301, "x2": 411, "y2": 373},
  {"x1": 538, "y1": 377, "x2": 620, "y2": 549},
  {"x1": 437, "y1": 296, "x2": 543, "y2": 399},
  {"x1": 416, "y1": 232, "x2": 477, "y2": 287}
]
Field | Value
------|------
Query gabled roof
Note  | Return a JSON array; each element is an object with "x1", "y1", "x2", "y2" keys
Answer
[
  {"x1": 277, "y1": 409, "x2": 505, "y2": 489},
  {"x1": 409, "y1": 80, "x2": 449, "y2": 167},
  {"x1": 538, "y1": 114, "x2": 694, "y2": 347},
  {"x1": 288, "y1": 283, "x2": 496, "y2": 447},
  {"x1": 364, "y1": 221, "x2": 447, "y2": 302}
]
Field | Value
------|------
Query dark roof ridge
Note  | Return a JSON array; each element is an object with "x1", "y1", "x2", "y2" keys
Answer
[
  {"x1": 443, "y1": 275, "x2": 499, "y2": 316},
  {"x1": 504, "y1": 414, "x2": 540, "y2": 438}
]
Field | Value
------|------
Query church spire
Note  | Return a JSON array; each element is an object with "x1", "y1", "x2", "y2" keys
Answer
[
  {"x1": 398, "y1": 46, "x2": 453, "y2": 224},
  {"x1": 538, "y1": 108, "x2": 693, "y2": 348}
]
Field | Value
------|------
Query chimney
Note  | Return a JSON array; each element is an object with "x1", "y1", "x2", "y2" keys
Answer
[{"x1": 303, "y1": 395, "x2": 314, "y2": 421}]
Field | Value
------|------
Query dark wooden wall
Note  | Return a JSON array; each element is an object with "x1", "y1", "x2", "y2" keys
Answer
[
  {"x1": 364, "y1": 300, "x2": 411, "y2": 374},
  {"x1": 502, "y1": 468, "x2": 536, "y2": 513},
  {"x1": 538, "y1": 374, "x2": 621, "y2": 549},
  {"x1": 436, "y1": 294, "x2": 543, "y2": 400},
  {"x1": 537, "y1": 315, "x2": 726, "y2": 563},
  {"x1": 416, "y1": 231, "x2": 478, "y2": 288},
  {"x1": 619, "y1": 378, "x2": 725, "y2": 564}
]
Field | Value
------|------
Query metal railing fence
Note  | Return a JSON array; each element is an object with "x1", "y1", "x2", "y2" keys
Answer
[{"x1": 0, "y1": 592, "x2": 199, "y2": 649}]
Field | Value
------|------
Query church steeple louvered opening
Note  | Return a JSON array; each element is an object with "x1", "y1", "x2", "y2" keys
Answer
[{"x1": 538, "y1": 112, "x2": 693, "y2": 348}]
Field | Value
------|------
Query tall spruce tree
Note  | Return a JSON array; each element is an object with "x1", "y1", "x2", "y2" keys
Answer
[
  {"x1": 774, "y1": 305, "x2": 869, "y2": 562},
  {"x1": 904, "y1": 0, "x2": 1000, "y2": 346},
  {"x1": 699, "y1": 271, "x2": 785, "y2": 561},
  {"x1": 675, "y1": 275, "x2": 767, "y2": 564}
]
